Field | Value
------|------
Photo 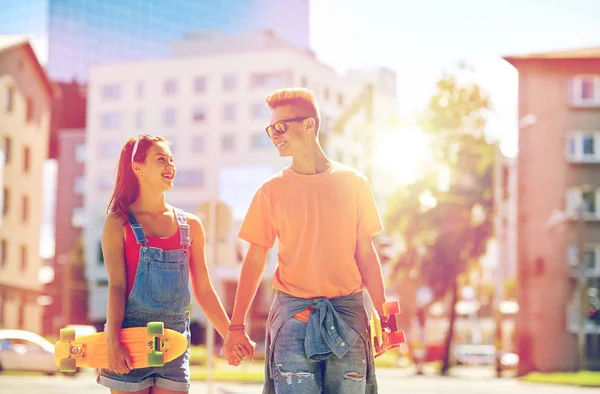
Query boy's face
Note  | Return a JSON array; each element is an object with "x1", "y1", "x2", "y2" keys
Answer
[{"x1": 267, "y1": 104, "x2": 313, "y2": 158}]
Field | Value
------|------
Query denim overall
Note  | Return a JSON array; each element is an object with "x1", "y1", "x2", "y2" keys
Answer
[{"x1": 97, "y1": 208, "x2": 192, "y2": 392}]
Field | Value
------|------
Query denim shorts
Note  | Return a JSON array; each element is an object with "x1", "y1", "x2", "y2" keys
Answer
[
  {"x1": 272, "y1": 317, "x2": 367, "y2": 394},
  {"x1": 97, "y1": 313, "x2": 191, "y2": 392}
]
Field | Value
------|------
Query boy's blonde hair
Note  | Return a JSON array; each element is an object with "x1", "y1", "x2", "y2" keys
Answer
[{"x1": 265, "y1": 88, "x2": 321, "y2": 134}]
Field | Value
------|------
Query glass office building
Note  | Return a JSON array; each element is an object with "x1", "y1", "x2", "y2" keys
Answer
[{"x1": 1, "y1": 0, "x2": 310, "y2": 81}]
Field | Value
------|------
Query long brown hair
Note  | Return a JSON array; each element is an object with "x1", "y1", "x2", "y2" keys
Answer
[{"x1": 107, "y1": 134, "x2": 166, "y2": 220}]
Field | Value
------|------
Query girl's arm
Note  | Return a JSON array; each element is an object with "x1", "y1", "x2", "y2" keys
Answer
[{"x1": 186, "y1": 213, "x2": 234, "y2": 339}]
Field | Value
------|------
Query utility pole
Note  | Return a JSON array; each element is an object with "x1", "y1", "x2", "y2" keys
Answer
[{"x1": 576, "y1": 200, "x2": 587, "y2": 371}]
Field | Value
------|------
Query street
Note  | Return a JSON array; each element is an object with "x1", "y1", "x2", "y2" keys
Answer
[{"x1": 0, "y1": 368, "x2": 596, "y2": 394}]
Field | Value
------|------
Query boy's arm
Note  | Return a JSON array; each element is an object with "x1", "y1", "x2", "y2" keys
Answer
[
  {"x1": 223, "y1": 243, "x2": 269, "y2": 363},
  {"x1": 230, "y1": 243, "x2": 269, "y2": 325},
  {"x1": 355, "y1": 237, "x2": 387, "y2": 317}
]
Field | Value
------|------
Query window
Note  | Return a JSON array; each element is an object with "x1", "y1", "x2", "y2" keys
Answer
[
  {"x1": 102, "y1": 84, "x2": 121, "y2": 99},
  {"x1": 223, "y1": 74, "x2": 237, "y2": 92},
  {"x1": 23, "y1": 146, "x2": 30, "y2": 173},
  {"x1": 584, "y1": 135, "x2": 595, "y2": 154},
  {"x1": 221, "y1": 134, "x2": 235, "y2": 151},
  {"x1": 192, "y1": 106, "x2": 207, "y2": 123},
  {"x1": 585, "y1": 249, "x2": 596, "y2": 272},
  {"x1": 569, "y1": 76, "x2": 600, "y2": 107},
  {"x1": 4, "y1": 86, "x2": 14, "y2": 112},
  {"x1": 164, "y1": 108, "x2": 176, "y2": 126},
  {"x1": 21, "y1": 195, "x2": 28, "y2": 223},
  {"x1": 567, "y1": 131, "x2": 600, "y2": 162},
  {"x1": 568, "y1": 245, "x2": 600, "y2": 275},
  {"x1": 324, "y1": 87, "x2": 330, "y2": 101},
  {"x1": 223, "y1": 104, "x2": 236, "y2": 121},
  {"x1": 175, "y1": 170, "x2": 205, "y2": 187},
  {"x1": 4, "y1": 137, "x2": 11, "y2": 164},
  {"x1": 100, "y1": 112, "x2": 122, "y2": 129},
  {"x1": 194, "y1": 77, "x2": 206, "y2": 93},
  {"x1": 3, "y1": 187, "x2": 8, "y2": 216},
  {"x1": 75, "y1": 144, "x2": 86, "y2": 162},
  {"x1": 251, "y1": 133, "x2": 272, "y2": 149},
  {"x1": 0, "y1": 239, "x2": 6, "y2": 268},
  {"x1": 300, "y1": 77, "x2": 308, "y2": 88},
  {"x1": 25, "y1": 97, "x2": 34, "y2": 122},
  {"x1": 337, "y1": 93, "x2": 345, "y2": 107},
  {"x1": 20, "y1": 245, "x2": 27, "y2": 272},
  {"x1": 583, "y1": 190, "x2": 595, "y2": 214},
  {"x1": 250, "y1": 102, "x2": 269, "y2": 118},
  {"x1": 192, "y1": 135, "x2": 206, "y2": 152},
  {"x1": 566, "y1": 186, "x2": 600, "y2": 218},
  {"x1": 98, "y1": 141, "x2": 120, "y2": 158},
  {"x1": 136, "y1": 82, "x2": 144, "y2": 99},
  {"x1": 71, "y1": 207, "x2": 85, "y2": 228},
  {"x1": 250, "y1": 72, "x2": 291, "y2": 89},
  {"x1": 99, "y1": 174, "x2": 115, "y2": 190},
  {"x1": 164, "y1": 79, "x2": 178, "y2": 95},
  {"x1": 73, "y1": 176, "x2": 85, "y2": 195}
]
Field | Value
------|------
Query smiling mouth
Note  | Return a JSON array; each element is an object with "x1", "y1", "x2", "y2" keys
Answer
[
  {"x1": 275, "y1": 141, "x2": 287, "y2": 148},
  {"x1": 162, "y1": 172, "x2": 174, "y2": 180}
]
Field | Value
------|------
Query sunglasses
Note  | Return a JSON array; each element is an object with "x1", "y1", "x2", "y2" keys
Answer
[
  {"x1": 265, "y1": 116, "x2": 311, "y2": 138},
  {"x1": 131, "y1": 133, "x2": 155, "y2": 163}
]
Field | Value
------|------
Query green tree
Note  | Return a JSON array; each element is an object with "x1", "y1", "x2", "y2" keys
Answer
[{"x1": 385, "y1": 73, "x2": 495, "y2": 375}]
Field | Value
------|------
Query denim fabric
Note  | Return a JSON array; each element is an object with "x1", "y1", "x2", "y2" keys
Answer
[
  {"x1": 273, "y1": 318, "x2": 367, "y2": 393},
  {"x1": 97, "y1": 208, "x2": 192, "y2": 392},
  {"x1": 263, "y1": 291, "x2": 378, "y2": 394}
]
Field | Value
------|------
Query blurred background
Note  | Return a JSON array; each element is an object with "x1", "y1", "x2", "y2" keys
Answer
[{"x1": 0, "y1": 0, "x2": 599, "y2": 389}]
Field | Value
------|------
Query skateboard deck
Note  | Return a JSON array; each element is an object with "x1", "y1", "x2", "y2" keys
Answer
[
  {"x1": 369, "y1": 301, "x2": 407, "y2": 358},
  {"x1": 54, "y1": 322, "x2": 187, "y2": 373}
]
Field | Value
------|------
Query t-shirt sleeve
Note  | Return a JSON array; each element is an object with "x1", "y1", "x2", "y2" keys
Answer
[
  {"x1": 357, "y1": 176, "x2": 383, "y2": 239},
  {"x1": 237, "y1": 186, "x2": 276, "y2": 249}
]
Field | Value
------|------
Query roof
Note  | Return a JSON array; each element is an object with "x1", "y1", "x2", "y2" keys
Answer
[
  {"x1": 0, "y1": 35, "x2": 57, "y2": 98},
  {"x1": 503, "y1": 46, "x2": 600, "y2": 63}
]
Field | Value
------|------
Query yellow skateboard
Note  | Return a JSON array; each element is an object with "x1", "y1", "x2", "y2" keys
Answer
[
  {"x1": 370, "y1": 301, "x2": 407, "y2": 358},
  {"x1": 54, "y1": 322, "x2": 187, "y2": 372}
]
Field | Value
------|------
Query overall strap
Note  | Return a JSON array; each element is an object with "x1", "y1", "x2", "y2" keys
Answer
[
  {"x1": 174, "y1": 208, "x2": 190, "y2": 253},
  {"x1": 127, "y1": 209, "x2": 148, "y2": 245}
]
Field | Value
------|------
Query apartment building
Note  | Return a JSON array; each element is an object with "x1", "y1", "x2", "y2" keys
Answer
[
  {"x1": 504, "y1": 47, "x2": 600, "y2": 372},
  {"x1": 0, "y1": 37, "x2": 55, "y2": 333},
  {"x1": 84, "y1": 31, "x2": 398, "y2": 337}
]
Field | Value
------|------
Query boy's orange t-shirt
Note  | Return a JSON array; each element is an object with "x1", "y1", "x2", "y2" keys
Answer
[{"x1": 238, "y1": 162, "x2": 383, "y2": 306}]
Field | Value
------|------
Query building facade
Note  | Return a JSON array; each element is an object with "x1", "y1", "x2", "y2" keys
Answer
[
  {"x1": 0, "y1": 0, "x2": 310, "y2": 82},
  {"x1": 84, "y1": 31, "x2": 397, "y2": 339},
  {"x1": 0, "y1": 37, "x2": 55, "y2": 333},
  {"x1": 504, "y1": 47, "x2": 600, "y2": 373}
]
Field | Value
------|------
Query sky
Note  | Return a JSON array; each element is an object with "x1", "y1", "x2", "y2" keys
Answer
[{"x1": 309, "y1": 0, "x2": 600, "y2": 158}]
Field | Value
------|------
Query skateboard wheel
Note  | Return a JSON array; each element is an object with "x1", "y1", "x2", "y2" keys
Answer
[
  {"x1": 389, "y1": 330, "x2": 406, "y2": 344},
  {"x1": 382, "y1": 302, "x2": 400, "y2": 316},
  {"x1": 147, "y1": 322, "x2": 164, "y2": 336},
  {"x1": 60, "y1": 328, "x2": 76, "y2": 342},
  {"x1": 147, "y1": 352, "x2": 164, "y2": 367},
  {"x1": 59, "y1": 358, "x2": 77, "y2": 373}
]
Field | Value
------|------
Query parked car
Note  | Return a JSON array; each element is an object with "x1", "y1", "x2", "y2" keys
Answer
[
  {"x1": 0, "y1": 329, "x2": 76, "y2": 375},
  {"x1": 453, "y1": 344, "x2": 496, "y2": 366}
]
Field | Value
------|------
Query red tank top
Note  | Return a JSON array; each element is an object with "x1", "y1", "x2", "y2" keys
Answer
[{"x1": 124, "y1": 224, "x2": 192, "y2": 298}]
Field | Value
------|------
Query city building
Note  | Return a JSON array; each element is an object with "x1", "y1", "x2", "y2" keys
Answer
[
  {"x1": 0, "y1": 0, "x2": 310, "y2": 82},
  {"x1": 84, "y1": 31, "x2": 398, "y2": 339},
  {"x1": 0, "y1": 37, "x2": 56, "y2": 332},
  {"x1": 504, "y1": 47, "x2": 600, "y2": 373}
]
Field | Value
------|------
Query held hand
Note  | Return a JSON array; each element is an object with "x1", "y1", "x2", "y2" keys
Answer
[
  {"x1": 223, "y1": 331, "x2": 256, "y2": 366},
  {"x1": 374, "y1": 328, "x2": 391, "y2": 358},
  {"x1": 107, "y1": 340, "x2": 133, "y2": 374}
]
